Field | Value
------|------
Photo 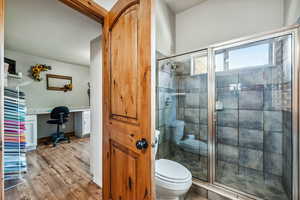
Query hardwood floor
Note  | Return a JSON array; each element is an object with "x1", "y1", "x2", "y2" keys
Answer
[{"x1": 5, "y1": 137, "x2": 102, "y2": 200}]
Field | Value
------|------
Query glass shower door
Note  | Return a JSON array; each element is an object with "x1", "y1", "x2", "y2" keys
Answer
[
  {"x1": 213, "y1": 34, "x2": 293, "y2": 200},
  {"x1": 156, "y1": 50, "x2": 209, "y2": 181}
]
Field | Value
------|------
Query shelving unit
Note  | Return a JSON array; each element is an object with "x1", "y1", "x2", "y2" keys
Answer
[
  {"x1": 7, "y1": 73, "x2": 22, "y2": 79},
  {"x1": 4, "y1": 88, "x2": 27, "y2": 190}
]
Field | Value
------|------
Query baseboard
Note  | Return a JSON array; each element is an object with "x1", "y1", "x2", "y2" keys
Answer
[{"x1": 37, "y1": 132, "x2": 75, "y2": 145}]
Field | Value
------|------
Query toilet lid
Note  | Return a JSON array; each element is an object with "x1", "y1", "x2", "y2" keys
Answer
[{"x1": 155, "y1": 159, "x2": 191, "y2": 183}]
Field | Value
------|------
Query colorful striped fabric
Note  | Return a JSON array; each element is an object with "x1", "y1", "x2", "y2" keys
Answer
[{"x1": 4, "y1": 88, "x2": 27, "y2": 186}]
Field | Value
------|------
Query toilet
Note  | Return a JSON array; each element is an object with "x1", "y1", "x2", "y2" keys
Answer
[{"x1": 155, "y1": 130, "x2": 192, "y2": 200}]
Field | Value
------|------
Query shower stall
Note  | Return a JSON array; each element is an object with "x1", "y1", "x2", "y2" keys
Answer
[{"x1": 156, "y1": 26, "x2": 299, "y2": 200}]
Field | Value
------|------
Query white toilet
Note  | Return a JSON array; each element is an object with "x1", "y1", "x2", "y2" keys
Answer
[{"x1": 155, "y1": 130, "x2": 192, "y2": 200}]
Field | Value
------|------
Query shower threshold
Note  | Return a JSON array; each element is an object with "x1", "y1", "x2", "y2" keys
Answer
[{"x1": 193, "y1": 176, "x2": 289, "y2": 200}]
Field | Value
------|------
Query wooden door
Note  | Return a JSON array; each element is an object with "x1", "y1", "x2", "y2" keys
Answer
[{"x1": 102, "y1": 0, "x2": 155, "y2": 200}]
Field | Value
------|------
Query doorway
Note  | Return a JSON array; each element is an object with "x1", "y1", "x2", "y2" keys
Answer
[{"x1": 3, "y1": 0, "x2": 103, "y2": 199}]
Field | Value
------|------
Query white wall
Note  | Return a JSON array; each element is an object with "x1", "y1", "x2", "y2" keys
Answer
[
  {"x1": 90, "y1": 36, "x2": 102, "y2": 187},
  {"x1": 5, "y1": 49, "x2": 90, "y2": 138},
  {"x1": 156, "y1": 0, "x2": 175, "y2": 56},
  {"x1": 284, "y1": 0, "x2": 300, "y2": 25},
  {"x1": 175, "y1": 0, "x2": 284, "y2": 54},
  {"x1": 5, "y1": 50, "x2": 90, "y2": 109}
]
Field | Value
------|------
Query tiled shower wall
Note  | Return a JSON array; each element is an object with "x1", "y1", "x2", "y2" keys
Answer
[
  {"x1": 174, "y1": 60, "x2": 209, "y2": 181},
  {"x1": 215, "y1": 67, "x2": 284, "y2": 181},
  {"x1": 215, "y1": 36, "x2": 293, "y2": 199},
  {"x1": 156, "y1": 60, "x2": 176, "y2": 159},
  {"x1": 176, "y1": 62, "x2": 208, "y2": 143}
]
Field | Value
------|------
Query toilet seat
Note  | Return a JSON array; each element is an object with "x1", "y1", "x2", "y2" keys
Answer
[{"x1": 155, "y1": 159, "x2": 192, "y2": 184}]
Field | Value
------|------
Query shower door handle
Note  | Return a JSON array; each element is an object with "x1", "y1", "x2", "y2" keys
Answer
[{"x1": 136, "y1": 138, "x2": 149, "y2": 150}]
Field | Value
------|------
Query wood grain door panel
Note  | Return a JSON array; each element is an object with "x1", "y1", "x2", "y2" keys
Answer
[
  {"x1": 111, "y1": 142, "x2": 138, "y2": 200},
  {"x1": 110, "y1": 5, "x2": 138, "y2": 120},
  {"x1": 103, "y1": 0, "x2": 154, "y2": 199}
]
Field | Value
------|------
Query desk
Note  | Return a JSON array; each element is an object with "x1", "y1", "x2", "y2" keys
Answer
[
  {"x1": 27, "y1": 107, "x2": 91, "y2": 115},
  {"x1": 25, "y1": 107, "x2": 91, "y2": 150}
]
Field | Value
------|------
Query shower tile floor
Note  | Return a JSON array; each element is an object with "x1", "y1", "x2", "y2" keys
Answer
[
  {"x1": 163, "y1": 146, "x2": 290, "y2": 200},
  {"x1": 167, "y1": 145, "x2": 208, "y2": 181},
  {"x1": 216, "y1": 173, "x2": 289, "y2": 200}
]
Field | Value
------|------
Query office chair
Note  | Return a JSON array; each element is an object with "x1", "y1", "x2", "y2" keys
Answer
[{"x1": 47, "y1": 106, "x2": 70, "y2": 147}]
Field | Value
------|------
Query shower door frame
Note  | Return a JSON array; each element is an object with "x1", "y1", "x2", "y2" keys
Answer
[
  {"x1": 207, "y1": 25, "x2": 300, "y2": 200},
  {"x1": 156, "y1": 25, "x2": 300, "y2": 200}
]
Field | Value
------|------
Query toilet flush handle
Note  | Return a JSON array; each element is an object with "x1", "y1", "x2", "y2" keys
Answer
[{"x1": 136, "y1": 138, "x2": 149, "y2": 150}]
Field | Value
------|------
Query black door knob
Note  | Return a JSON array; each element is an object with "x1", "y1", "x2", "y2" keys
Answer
[{"x1": 136, "y1": 138, "x2": 148, "y2": 150}]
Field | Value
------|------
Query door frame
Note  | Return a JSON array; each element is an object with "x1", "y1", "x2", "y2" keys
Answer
[{"x1": 0, "y1": 0, "x2": 108, "y2": 199}]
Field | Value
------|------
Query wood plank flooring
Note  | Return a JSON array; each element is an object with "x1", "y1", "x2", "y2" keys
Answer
[
  {"x1": 5, "y1": 137, "x2": 102, "y2": 200},
  {"x1": 4, "y1": 136, "x2": 209, "y2": 200}
]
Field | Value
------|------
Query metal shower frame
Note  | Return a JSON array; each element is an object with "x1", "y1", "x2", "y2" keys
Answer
[{"x1": 158, "y1": 24, "x2": 300, "y2": 200}]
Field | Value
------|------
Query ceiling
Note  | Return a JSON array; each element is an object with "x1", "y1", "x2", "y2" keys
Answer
[
  {"x1": 94, "y1": 0, "x2": 206, "y2": 14},
  {"x1": 164, "y1": 0, "x2": 207, "y2": 13},
  {"x1": 93, "y1": 0, "x2": 118, "y2": 10},
  {"x1": 5, "y1": 0, "x2": 102, "y2": 66}
]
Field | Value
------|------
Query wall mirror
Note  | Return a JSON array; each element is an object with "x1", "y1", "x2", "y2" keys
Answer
[{"x1": 46, "y1": 74, "x2": 72, "y2": 92}]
